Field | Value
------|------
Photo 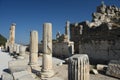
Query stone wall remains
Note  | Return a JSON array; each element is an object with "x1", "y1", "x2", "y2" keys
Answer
[{"x1": 79, "y1": 40, "x2": 120, "y2": 63}]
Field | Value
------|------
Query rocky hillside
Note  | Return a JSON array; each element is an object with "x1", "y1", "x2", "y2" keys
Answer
[{"x1": 0, "y1": 34, "x2": 7, "y2": 46}]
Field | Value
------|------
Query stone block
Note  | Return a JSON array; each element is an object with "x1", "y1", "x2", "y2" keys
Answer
[
  {"x1": 106, "y1": 60, "x2": 120, "y2": 78},
  {"x1": 97, "y1": 64, "x2": 108, "y2": 71},
  {"x1": 53, "y1": 41, "x2": 74, "y2": 58},
  {"x1": 13, "y1": 71, "x2": 35, "y2": 80},
  {"x1": 91, "y1": 69, "x2": 98, "y2": 75},
  {"x1": 1, "y1": 71, "x2": 13, "y2": 80},
  {"x1": 8, "y1": 60, "x2": 31, "y2": 74},
  {"x1": 9, "y1": 66, "x2": 31, "y2": 74},
  {"x1": 43, "y1": 77, "x2": 63, "y2": 80}
]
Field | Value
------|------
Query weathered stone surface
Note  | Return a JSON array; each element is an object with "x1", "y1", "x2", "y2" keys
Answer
[
  {"x1": 9, "y1": 45, "x2": 14, "y2": 54},
  {"x1": 29, "y1": 31, "x2": 39, "y2": 67},
  {"x1": 91, "y1": 69, "x2": 98, "y2": 75},
  {"x1": 18, "y1": 75, "x2": 36, "y2": 80},
  {"x1": 13, "y1": 71, "x2": 35, "y2": 80},
  {"x1": 13, "y1": 44, "x2": 17, "y2": 53},
  {"x1": 43, "y1": 77, "x2": 63, "y2": 80},
  {"x1": 65, "y1": 21, "x2": 70, "y2": 42},
  {"x1": 38, "y1": 41, "x2": 74, "y2": 58},
  {"x1": 106, "y1": 60, "x2": 120, "y2": 78},
  {"x1": 9, "y1": 23, "x2": 15, "y2": 45},
  {"x1": 68, "y1": 54, "x2": 89, "y2": 80},
  {"x1": 70, "y1": 2, "x2": 120, "y2": 57},
  {"x1": 79, "y1": 40, "x2": 120, "y2": 63},
  {"x1": 19, "y1": 45, "x2": 27, "y2": 56},
  {"x1": 97, "y1": 64, "x2": 108, "y2": 71},
  {"x1": 8, "y1": 59, "x2": 31, "y2": 74},
  {"x1": 16, "y1": 44, "x2": 20, "y2": 54},
  {"x1": 41, "y1": 23, "x2": 54, "y2": 78},
  {"x1": 53, "y1": 41, "x2": 74, "y2": 58},
  {"x1": 1, "y1": 71, "x2": 13, "y2": 80},
  {"x1": 5, "y1": 40, "x2": 9, "y2": 51}
]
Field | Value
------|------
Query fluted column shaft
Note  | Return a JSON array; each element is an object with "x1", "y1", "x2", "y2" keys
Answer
[{"x1": 68, "y1": 54, "x2": 89, "y2": 80}]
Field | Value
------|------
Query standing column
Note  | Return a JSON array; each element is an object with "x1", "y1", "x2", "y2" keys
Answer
[
  {"x1": 41, "y1": 23, "x2": 54, "y2": 78},
  {"x1": 65, "y1": 21, "x2": 70, "y2": 42},
  {"x1": 29, "y1": 31, "x2": 39, "y2": 67},
  {"x1": 9, "y1": 23, "x2": 16, "y2": 45},
  {"x1": 68, "y1": 54, "x2": 89, "y2": 80},
  {"x1": 8, "y1": 23, "x2": 15, "y2": 54}
]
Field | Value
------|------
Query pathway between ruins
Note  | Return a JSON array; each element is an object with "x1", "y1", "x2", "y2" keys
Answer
[{"x1": 0, "y1": 51, "x2": 12, "y2": 78}]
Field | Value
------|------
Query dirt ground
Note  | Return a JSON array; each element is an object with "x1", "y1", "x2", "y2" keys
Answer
[
  {"x1": 0, "y1": 52, "x2": 119, "y2": 80},
  {"x1": 53, "y1": 64, "x2": 119, "y2": 80}
]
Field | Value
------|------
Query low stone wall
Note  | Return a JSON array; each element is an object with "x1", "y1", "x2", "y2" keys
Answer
[
  {"x1": 79, "y1": 40, "x2": 120, "y2": 63},
  {"x1": 39, "y1": 41, "x2": 74, "y2": 58},
  {"x1": 53, "y1": 42, "x2": 74, "y2": 58}
]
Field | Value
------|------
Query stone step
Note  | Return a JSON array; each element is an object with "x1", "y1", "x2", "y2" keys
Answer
[{"x1": 13, "y1": 70, "x2": 37, "y2": 80}]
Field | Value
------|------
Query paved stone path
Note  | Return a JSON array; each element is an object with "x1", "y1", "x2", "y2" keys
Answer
[{"x1": 0, "y1": 51, "x2": 12, "y2": 77}]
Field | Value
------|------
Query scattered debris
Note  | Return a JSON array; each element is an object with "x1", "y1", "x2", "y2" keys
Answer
[
  {"x1": 91, "y1": 69, "x2": 99, "y2": 75},
  {"x1": 97, "y1": 64, "x2": 108, "y2": 71},
  {"x1": 106, "y1": 60, "x2": 120, "y2": 78}
]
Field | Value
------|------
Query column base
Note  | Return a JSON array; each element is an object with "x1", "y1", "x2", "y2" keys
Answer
[
  {"x1": 29, "y1": 63, "x2": 40, "y2": 67},
  {"x1": 40, "y1": 70, "x2": 55, "y2": 78},
  {"x1": 17, "y1": 56, "x2": 24, "y2": 59}
]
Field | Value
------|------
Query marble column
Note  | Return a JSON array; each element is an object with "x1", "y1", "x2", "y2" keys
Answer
[
  {"x1": 41, "y1": 23, "x2": 54, "y2": 78},
  {"x1": 9, "y1": 23, "x2": 16, "y2": 45},
  {"x1": 68, "y1": 54, "x2": 89, "y2": 80},
  {"x1": 29, "y1": 31, "x2": 39, "y2": 67},
  {"x1": 16, "y1": 44, "x2": 20, "y2": 54},
  {"x1": 9, "y1": 45, "x2": 14, "y2": 54},
  {"x1": 8, "y1": 23, "x2": 15, "y2": 54},
  {"x1": 65, "y1": 21, "x2": 70, "y2": 42}
]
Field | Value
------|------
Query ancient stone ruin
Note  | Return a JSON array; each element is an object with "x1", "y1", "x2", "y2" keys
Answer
[
  {"x1": 1, "y1": 2, "x2": 120, "y2": 80},
  {"x1": 68, "y1": 54, "x2": 89, "y2": 80},
  {"x1": 40, "y1": 23, "x2": 54, "y2": 78},
  {"x1": 70, "y1": 2, "x2": 120, "y2": 63}
]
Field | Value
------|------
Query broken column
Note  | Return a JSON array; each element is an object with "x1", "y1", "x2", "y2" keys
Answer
[
  {"x1": 9, "y1": 23, "x2": 16, "y2": 45},
  {"x1": 18, "y1": 45, "x2": 26, "y2": 59},
  {"x1": 41, "y1": 23, "x2": 54, "y2": 78},
  {"x1": 29, "y1": 31, "x2": 39, "y2": 67},
  {"x1": 65, "y1": 21, "x2": 70, "y2": 42},
  {"x1": 8, "y1": 23, "x2": 16, "y2": 54},
  {"x1": 68, "y1": 54, "x2": 89, "y2": 80},
  {"x1": 16, "y1": 44, "x2": 20, "y2": 54}
]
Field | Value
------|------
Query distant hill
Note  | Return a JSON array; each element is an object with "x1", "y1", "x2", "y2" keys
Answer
[{"x1": 0, "y1": 34, "x2": 7, "y2": 46}]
